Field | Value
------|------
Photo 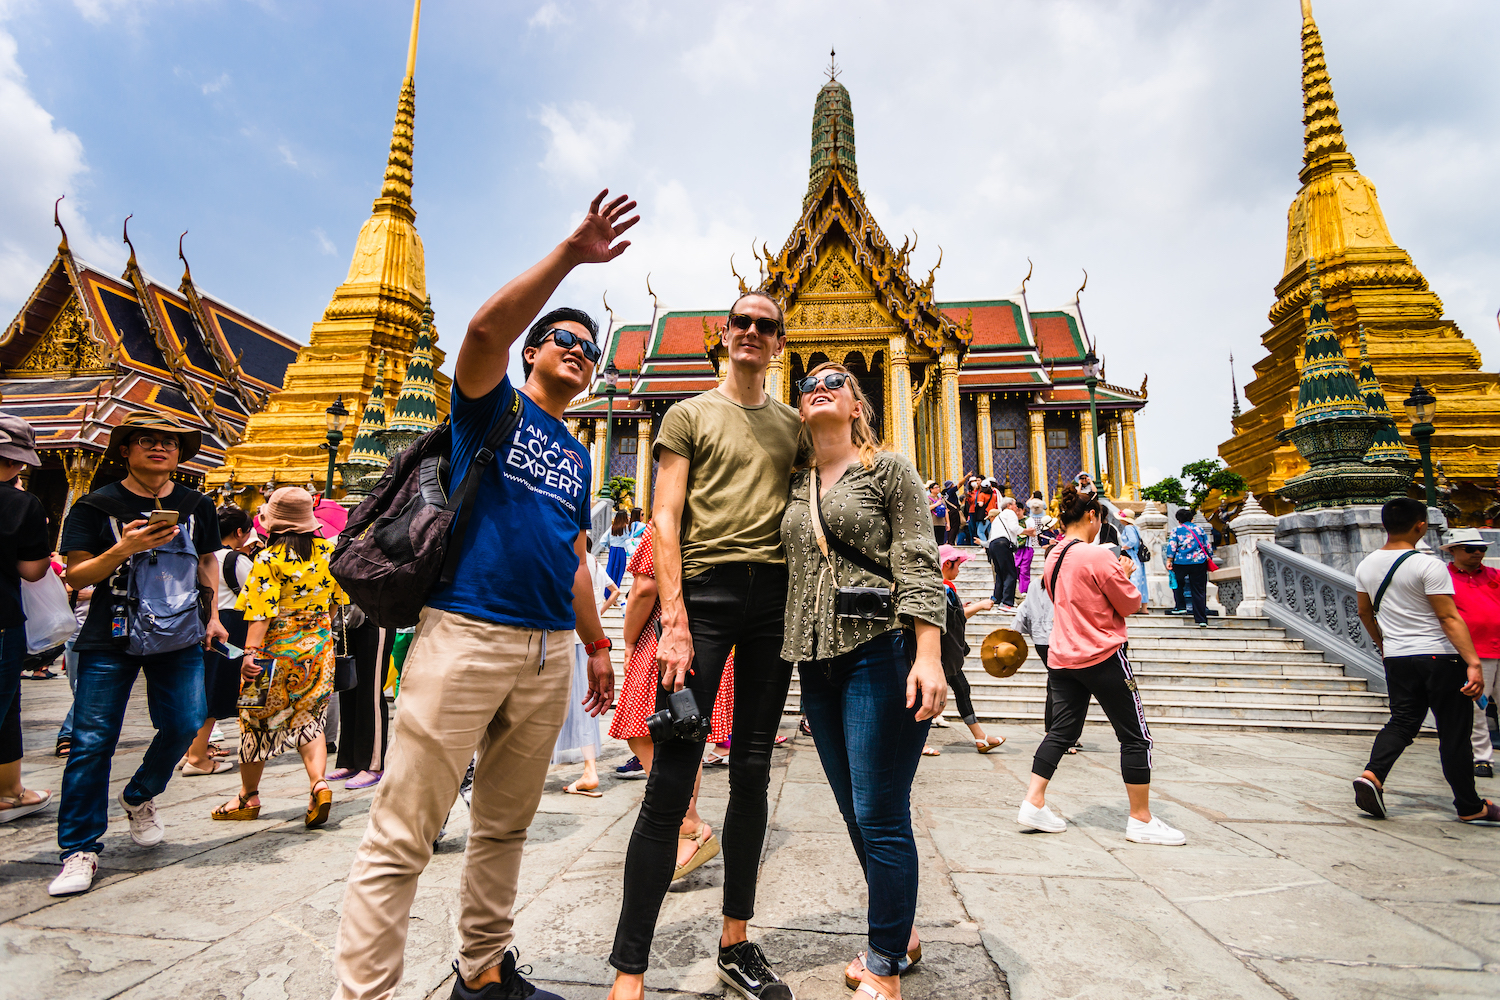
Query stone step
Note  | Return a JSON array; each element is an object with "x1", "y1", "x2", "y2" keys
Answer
[{"x1": 783, "y1": 679, "x2": 1385, "y2": 709}]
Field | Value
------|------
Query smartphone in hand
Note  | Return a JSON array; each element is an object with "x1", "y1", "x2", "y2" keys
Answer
[
  {"x1": 210, "y1": 639, "x2": 244, "y2": 659},
  {"x1": 146, "y1": 509, "x2": 180, "y2": 528}
]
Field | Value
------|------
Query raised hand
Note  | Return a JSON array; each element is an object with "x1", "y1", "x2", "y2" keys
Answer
[{"x1": 564, "y1": 189, "x2": 640, "y2": 265}]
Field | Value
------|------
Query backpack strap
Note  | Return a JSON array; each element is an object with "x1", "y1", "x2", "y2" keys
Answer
[
  {"x1": 1372, "y1": 550, "x2": 1419, "y2": 617},
  {"x1": 1044, "y1": 539, "x2": 1080, "y2": 601},
  {"x1": 224, "y1": 549, "x2": 247, "y2": 596},
  {"x1": 434, "y1": 386, "x2": 524, "y2": 590}
]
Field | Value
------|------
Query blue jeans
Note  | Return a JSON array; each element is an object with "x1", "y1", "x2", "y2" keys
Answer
[
  {"x1": 57, "y1": 639, "x2": 79, "y2": 743},
  {"x1": 0, "y1": 627, "x2": 25, "y2": 764},
  {"x1": 57, "y1": 644, "x2": 205, "y2": 860},
  {"x1": 799, "y1": 631, "x2": 929, "y2": 976}
]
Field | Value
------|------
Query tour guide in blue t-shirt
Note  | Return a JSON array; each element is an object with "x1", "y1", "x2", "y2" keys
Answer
[{"x1": 334, "y1": 190, "x2": 639, "y2": 1000}]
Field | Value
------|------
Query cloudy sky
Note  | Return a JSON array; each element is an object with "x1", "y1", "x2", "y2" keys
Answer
[{"x1": 2, "y1": 0, "x2": 1496, "y2": 484}]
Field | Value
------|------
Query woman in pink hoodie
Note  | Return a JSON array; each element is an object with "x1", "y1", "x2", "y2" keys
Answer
[{"x1": 1016, "y1": 483, "x2": 1186, "y2": 847}]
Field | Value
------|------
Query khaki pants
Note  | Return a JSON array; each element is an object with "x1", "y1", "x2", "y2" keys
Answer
[
  {"x1": 333, "y1": 608, "x2": 572, "y2": 1000},
  {"x1": 1472, "y1": 657, "x2": 1499, "y2": 763}
]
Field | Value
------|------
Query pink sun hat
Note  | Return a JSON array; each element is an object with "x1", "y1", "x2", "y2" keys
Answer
[{"x1": 937, "y1": 544, "x2": 972, "y2": 567}]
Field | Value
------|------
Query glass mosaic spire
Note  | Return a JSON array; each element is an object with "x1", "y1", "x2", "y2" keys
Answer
[{"x1": 387, "y1": 297, "x2": 439, "y2": 434}]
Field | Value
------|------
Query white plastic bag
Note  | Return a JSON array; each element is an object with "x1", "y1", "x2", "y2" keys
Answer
[{"x1": 22, "y1": 569, "x2": 76, "y2": 655}]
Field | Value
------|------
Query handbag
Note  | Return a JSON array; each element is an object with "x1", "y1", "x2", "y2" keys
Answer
[
  {"x1": 332, "y1": 603, "x2": 357, "y2": 693},
  {"x1": 1188, "y1": 527, "x2": 1219, "y2": 572}
]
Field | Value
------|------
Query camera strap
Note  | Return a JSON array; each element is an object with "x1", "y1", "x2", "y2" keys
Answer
[{"x1": 811, "y1": 468, "x2": 894, "y2": 583}]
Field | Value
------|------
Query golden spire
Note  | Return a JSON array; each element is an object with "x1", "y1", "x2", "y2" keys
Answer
[
  {"x1": 1299, "y1": 0, "x2": 1355, "y2": 182},
  {"x1": 378, "y1": 0, "x2": 421, "y2": 213}
]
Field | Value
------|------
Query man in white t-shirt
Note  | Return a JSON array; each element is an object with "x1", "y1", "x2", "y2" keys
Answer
[{"x1": 1351, "y1": 498, "x2": 1496, "y2": 824}]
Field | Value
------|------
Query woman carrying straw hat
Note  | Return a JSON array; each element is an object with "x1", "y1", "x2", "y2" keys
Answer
[{"x1": 213, "y1": 487, "x2": 348, "y2": 828}]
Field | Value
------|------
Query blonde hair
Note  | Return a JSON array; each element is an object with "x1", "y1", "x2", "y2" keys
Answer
[{"x1": 795, "y1": 361, "x2": 887, "y2": 471}]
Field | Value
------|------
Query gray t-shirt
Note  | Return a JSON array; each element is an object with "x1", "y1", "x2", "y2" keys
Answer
[{"x1": 1354, "y1": 548, "x2": 1455, "y2": 657}]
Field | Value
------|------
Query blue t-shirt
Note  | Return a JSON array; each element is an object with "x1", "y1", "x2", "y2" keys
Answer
[{"x1": 427, "y1": 376, "x2": 591, "y2": 630}]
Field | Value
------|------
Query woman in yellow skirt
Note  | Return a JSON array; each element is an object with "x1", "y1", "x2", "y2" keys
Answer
[{"x1": 212, "y1": 488, "x2": 348, "y2": 828}]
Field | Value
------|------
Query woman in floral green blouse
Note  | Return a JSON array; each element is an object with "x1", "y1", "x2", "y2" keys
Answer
[{"x1": 780, "y1": 361, "x2": 947, "y2": 1000}]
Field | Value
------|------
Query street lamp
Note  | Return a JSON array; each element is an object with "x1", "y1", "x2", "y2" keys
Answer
[
  {"x1": 599, "y1": 364, "x2": 620, "y2": 500},
  {"x1": 1402, "y1": 378, "x2": 1438, "y2": 508},
  {"x1": 322, "y1": 395, "x2": 350, "y2": 497},
  {"x1": 1082, "y1": 349, "x2": 1101, "y2": 486}
]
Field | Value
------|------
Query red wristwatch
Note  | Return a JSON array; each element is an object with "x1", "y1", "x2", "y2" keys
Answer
[{"x1": 583, "y1": 636, "x2": 612, "y2": 656}]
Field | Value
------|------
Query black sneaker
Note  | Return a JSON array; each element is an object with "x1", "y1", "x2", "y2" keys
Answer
[
  {"x1": 460, "y1": 756, "x2": 476, "y2": 806},
  {"x1": 449, "y1": 950, "x2": 564, "y2": 1000},
  {"x1": 1476, "y1": 761, "x2": 1494, "y2": 779},
  {"x1": 717, "y1": 940, "x2": 794, "y2": 1000},
  {"x1": 1353, "y1": 776, "x2": 1386, "y2": 819}
]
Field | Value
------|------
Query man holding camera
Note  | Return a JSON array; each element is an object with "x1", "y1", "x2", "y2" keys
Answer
[
  {"x1": 333, "y1": 191, "x2": 633, "y2": 1000},
  {"x1": 50, "y1": 411, "x2": 225, "y2": 897},
  {"x1": 606, "y1": 291, "x2": 800, "y2": 1000}
]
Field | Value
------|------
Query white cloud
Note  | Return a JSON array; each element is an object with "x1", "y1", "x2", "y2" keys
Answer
[
  {"x1": 313, "y1": 228, "x2": 336, "y2": 256},
  {"x1": 0, "y1": 23, "x2": 115, "y2": 310},
  {"x1": 200, "y1": 71, "x2": 229, "y2": 95},
  {"x1": 536, "y1": 102, "x2": 632, "y2": 183},
  {"x1": 528, "y1": 1, "x2": 569, "y2": 30},
  {"x1": 277, "y1": 143, "x2": 298, "y2": 168}
]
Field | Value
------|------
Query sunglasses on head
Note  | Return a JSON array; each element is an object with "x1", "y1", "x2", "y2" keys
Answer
[
  {"x1": 796, "y1": 372, "x2": 851, "y2": 394},
  {"x1": 534, "y1": 328, "x2": 601, "y2": 364},
  {"x1": 727, "y1": 312, "x2": 783, "y2": 338}
]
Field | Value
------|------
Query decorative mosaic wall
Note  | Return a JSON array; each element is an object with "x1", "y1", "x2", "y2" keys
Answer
[
  {"x1": 960, "y1": 397, "x2": 979, "y2": 478},
  {"x1": 990, "y1": 402, "x2": 1031, "y2": 497},
  {"x1": 1043, "y1": 414, "x2": 1081, "y2": 499}
]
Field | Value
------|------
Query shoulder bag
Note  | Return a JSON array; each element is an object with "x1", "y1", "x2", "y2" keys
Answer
[
  {"x1": 332, "y1": 602, "x2": 356, "y2": 693},
  {"x1": 1371, "y1": 550, "x2": 1419, "y2": 617}
]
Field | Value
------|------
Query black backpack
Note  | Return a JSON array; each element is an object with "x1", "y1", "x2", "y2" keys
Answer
[
  {"x1": 329, "y1": 386, "x2": 522, "y2": 628},
  {"x1": 940, "y1": 587, "x2": 971, "y2": 680}
]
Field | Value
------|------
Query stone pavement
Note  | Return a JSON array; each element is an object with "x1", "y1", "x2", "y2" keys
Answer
[{"x1": 3, "y1": 673, "x2": 1499, "y2": 999}]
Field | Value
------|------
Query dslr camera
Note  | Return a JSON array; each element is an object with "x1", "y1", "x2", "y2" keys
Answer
[
  {"x1": 645, "y1": 688, "x2": 711, "y2": 743},
  {"x1": 835, "y1": 586, "x2": 894, "y2": 621}
]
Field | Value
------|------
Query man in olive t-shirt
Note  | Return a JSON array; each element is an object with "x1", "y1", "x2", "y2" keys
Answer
[{"x1": 608, "y1": 292, "x2": 802, "y2": 1000}]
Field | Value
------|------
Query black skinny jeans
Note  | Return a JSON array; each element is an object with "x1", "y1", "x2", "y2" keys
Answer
[
  {"x1": 335, "y1": 620, "x2": 392, "y2": 774},
  {"x1": 988, "y1": 538, "x2": 1018, "y2": 607},
  {"x1": 1034, "y1": 648, "x2": 1153, "y2": 784},
  {"x1": 1365, "y1": 654, "x2": 1482, "y2": 816},
  {"x1": 610, "y1": 562, "x2": 793, "y2": 975},
  {"x1": 1175, "y1": 563, "x2": 1209, "y2": 625}
]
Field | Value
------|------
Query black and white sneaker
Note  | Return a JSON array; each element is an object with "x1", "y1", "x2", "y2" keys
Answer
[
  {"x1": 717, "y1": 940, "x2": 794, "y2": 1000},
  {"x1": 449, "y1": 949, "x2": 563, "y2": 1000},
  {"x1": 459, "y1": 756, "x2": 476, "y2": 807}
]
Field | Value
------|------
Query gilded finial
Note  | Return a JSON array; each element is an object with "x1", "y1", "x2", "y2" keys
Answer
[
  {"x1": 602, "y1": 290, "x2": 616, "y2": 327},
  {"x1": 405, "y1": 0, "x2": 421, "y2": 81},
  {"x1": 645, "y1": 272, "x2": 661, "y2": 312},
  {"x1": 1075, "y1": 268, "x2": 1088, "y2": 301},
  {"x1": 54, "y1": 195, "x2": 69, "y2": 251},
  {"x1": 177, "y1": 230, "x2": 192, "y2": 280},
  {"x1": 1299, "y1": 0, "x2": 1354, "y2": 181},
  {"x1": 730, "y1": 255, "x2": 750, "y2": 296},
  {"x1": 1021, "y1": 257, "x2": 1033, "y2": 294},
  {"x1": 1230, "y1": 353, "x2": 1241, "y2": 419},
  {"x1": 827, "y1": 47, "x2": 840, "y2": 82},
  {"x1": 122, "y1": 214, "x2": 137, "y2": 267}
]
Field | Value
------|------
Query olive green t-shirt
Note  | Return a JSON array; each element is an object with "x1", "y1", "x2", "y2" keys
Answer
[{"x1": 653, "y1": 388, "x2": 801, "y2": 575}]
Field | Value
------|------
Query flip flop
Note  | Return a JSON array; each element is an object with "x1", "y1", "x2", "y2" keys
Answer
[
  {"x1": 921, "y1": 746, "x2": 941, "y2": 757},
  {"x1": 703, "y1": 751, "x2": 728, "y2": 767},
  {"x1": 564, "y1": 781, "x2": 603, "y2": 798},
  {"x1": 976, "y1": 735, "x2": 1005, "y2": 754}
]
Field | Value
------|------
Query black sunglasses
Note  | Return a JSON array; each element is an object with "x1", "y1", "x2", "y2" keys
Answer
[
  {"x1": 534, "y1": 328, "x2": 602, "y2": 364},
  {"x1": 727, "y1": 312, "x2": 783, "y2": 338},
  {"x1": 1459, "y1": 545, "x2": 1488, "y2": 554},
  {"x1": 797, "y1": 372, "x2": 851, "y2": 393}
]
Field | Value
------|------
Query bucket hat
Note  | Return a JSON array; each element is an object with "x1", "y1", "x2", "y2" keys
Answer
[
  {"x1": 106, "y1": 410, "x2": 201, "y2": 464},
  {"x1": 0, "y1": 413, "x2": 41, "y2": 465},
  {"x1": 1441, "y1": 527, "x2": 1488, "y2": 551},
  {"x1": 259, "y1": 487, "x2": 321, "y2": 535},
  {"x1": 981, "y1": 627, "x2": 1029, "y2": 678}
]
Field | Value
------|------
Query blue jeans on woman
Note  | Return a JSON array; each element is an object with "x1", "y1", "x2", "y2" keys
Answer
[
  {"x1": 57, "y1": 644, "x2": 205, "y2": 860},
  {"x1": 798, "y1": 630, "x2": 929, "y2": 976}
]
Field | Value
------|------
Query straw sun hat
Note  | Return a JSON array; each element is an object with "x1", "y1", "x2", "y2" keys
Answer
[{"x1": 258, "y1": 487, "x2": 321, "y2": 535}]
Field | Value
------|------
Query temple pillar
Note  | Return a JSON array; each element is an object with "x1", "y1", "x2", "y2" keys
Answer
[
  {"x1": 1106, "y1": 415, "x2": 1125, "y2": 500},
  {"x1": 1121, "y1": 410, "x2": 1142, "y2": 500},
  {"x1": 887, "y1": 336, "x2": 916, "y2": 465},
  {"x1": 592, "y1": 418, "x2": 607, "y2": 495},
  {"x1": 1078, "y1": 409, "x2": 1096, "y2": 485},
  {"x1": 60, "y1": 449, "x2": 102, "y2": 545},
  {"x1": 635, "y1": 418, "x2": 653, "y2": 515},
  {"x1": 976, "y1": 393, "x2": 993, "y2": 479},
  {"x1": 765, "y1": 352, "x2": 785, "y2": 404},
  {"x1": 939, "y1": 348, "x2": 961, "y2": 484},
  {"x1": 1028, "y1": 409, "x2": 1046, "y2": 497}
]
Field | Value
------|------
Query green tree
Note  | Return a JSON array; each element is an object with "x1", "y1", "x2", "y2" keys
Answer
[
  {"x1": 1142, "y1": 476, "x2": 1187, "y2": 506},
  {"x1": 1178, "y1": 459, "x2": 1247, "y2": 507}
]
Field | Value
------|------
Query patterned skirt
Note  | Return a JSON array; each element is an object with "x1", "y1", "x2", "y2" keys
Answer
[{"x1": 239, "y1": 610, "x2": 334, "y2": 763}]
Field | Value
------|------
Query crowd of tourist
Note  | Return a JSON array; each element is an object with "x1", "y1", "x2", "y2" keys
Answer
[{"x1": 1, "y1": 190, "x2": 1496, "y2": 1000}]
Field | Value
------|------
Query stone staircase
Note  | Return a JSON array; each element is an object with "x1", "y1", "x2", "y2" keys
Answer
[{"x1": 594, "y1": 546, "x2": 1389, "y2": 733}]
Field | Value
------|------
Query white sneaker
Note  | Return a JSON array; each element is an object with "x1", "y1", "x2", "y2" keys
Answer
[
  {"x1": 1017, "y1": 800, "x2": 1066, "y2": 833},
  {"x1": 119, "y1": 789, "x2": 164, "y2": 847},
  {"x1": 48, "y1": 852, "x2": 98, "y2": 896},
  {"x1": 1126, "y1": 815, "x2": 1186, "y2": 846}
]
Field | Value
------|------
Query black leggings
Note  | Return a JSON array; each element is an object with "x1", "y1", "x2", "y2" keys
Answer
[
  {"x1": 335, "y1": 620, "x2": 392, "y2": 773},
  {"x1": 947, "y1": 663, "x2": 977, "y2": 726},
  {"x1": 610, "y1": 563, "x2": 793, "y2": 975},
  {"x1": 1033, "y1": 647, "x2": 1152, "y2": 784}
]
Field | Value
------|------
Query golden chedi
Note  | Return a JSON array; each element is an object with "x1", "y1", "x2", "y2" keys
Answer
[{"x1": 1221, "y1": 0, "x2": 1500, "y2": 523}]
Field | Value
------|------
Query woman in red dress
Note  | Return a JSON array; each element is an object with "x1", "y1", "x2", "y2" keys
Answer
[{"x1": 609, "y1": 522, "x2": 732, "y2": 878}]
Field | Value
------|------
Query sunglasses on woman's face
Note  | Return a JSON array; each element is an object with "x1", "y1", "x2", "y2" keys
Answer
[
  {"x1": 796, "y1": 372, "x2": 850, "y2": 394},
  {"x1": 538, "y1": 328, "x2": 602, "y2": 364},
  {"x1": 727, "y1": 312, "x2": 783, "y2": 338}
]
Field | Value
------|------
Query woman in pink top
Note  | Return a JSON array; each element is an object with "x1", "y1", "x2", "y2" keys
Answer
[{"x1": 1016, "y1": 483, "x2": 1187, "y2": 847}]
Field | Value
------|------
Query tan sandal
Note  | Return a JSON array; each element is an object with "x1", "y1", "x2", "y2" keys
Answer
[
  {"x1": 305, "y1": 780, "x2": 332, "y2": 828},
  {"x1": 845, "y1": 944, "x2": 921, "y2": 990},
  {"x1": 855, "y1": 982, "x2": 894, "y2": 999},
  {"x1": 212, "y1": 790, "x2": 261, "y2": 821},
  {"x1": 673, "y1": 822, "x2": 720, "y2": 880}
]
